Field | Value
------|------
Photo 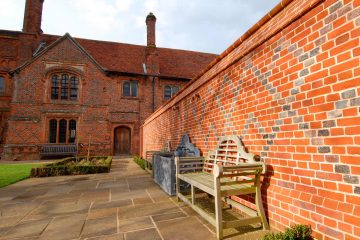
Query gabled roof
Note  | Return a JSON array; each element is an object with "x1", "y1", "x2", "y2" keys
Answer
[
  {"x1": 14, "y1": 33, "x2": 105, "y2": 73},
  {"x1": 41, "y1": 34, "x2": 217, "y2": 79}
]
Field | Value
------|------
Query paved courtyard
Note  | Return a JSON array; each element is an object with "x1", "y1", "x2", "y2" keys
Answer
[{"x1": 0, "y1": 157, "x2": 268, "y2": 240}]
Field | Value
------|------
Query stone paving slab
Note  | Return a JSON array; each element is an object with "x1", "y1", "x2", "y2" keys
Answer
[
  {"x1": 151, "y1": 211, "x2": 186, "y2": 222},
  {"x1": 156, "y1": 216, "x2": 217, "y2": 240},
  {"x1": 117, "y1": 202, "x2": 179, "y2": 220},
  {"x1": 2, "y1": 218, "x2": 51, "y2": 239},
  {"x1": 0, "y1": 156, "x2": 270, "y2": 239},
  {"x1": 84, "y1": 233, "x2": 124, "y2": 240},
  {"x1": 81, "y1": 215, "x2": 117, "y2": 239},
  {"x1": 23, "y1": 201, "x2": 91, "y2": 221},
  {"x1": 125, "y1": 228, "x2": 162, "y2": 240},
  {"x1": 87, "y1": 207, "x2": 117, "y2": 220},
  {"x1": 92, "y1": 199, "x2": 132, "y2": 210},
  {"x1": 38, "y1": 214, "x2": 86, "y2": 240},
  {"x1": 0, "y1": 202, "x2": 39, "y2": 217},
  {"x1": 118, "y1": 216, "x2": 154, "y2": 232}
]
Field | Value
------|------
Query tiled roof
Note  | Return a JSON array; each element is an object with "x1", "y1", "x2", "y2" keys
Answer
[
  {"x1": 42, "y1": 34, "x2": 217, "y2": 79},
  {"x1": 158, "y1": 47, "x2": 217, "y2": 79}
]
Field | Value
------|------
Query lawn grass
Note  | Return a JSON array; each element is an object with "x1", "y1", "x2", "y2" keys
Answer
[{"x1": 0, "y1": 163, "x2": 44, "y2": 188}]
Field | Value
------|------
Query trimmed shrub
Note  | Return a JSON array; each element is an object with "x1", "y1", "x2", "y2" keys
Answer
[
  {"x1": 134, "y1": 155, "x2": 146, "y2": 169},
  {"x1": 31, "y1": 156, "x2": 112, "y2": 177},
  {"x1": 262, "y1": 225, "x2": 313, "y2": 240}
]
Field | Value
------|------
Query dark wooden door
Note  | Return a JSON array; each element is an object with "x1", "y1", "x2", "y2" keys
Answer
[{"x1": 114, "y1": 127, "x2": 131, "y2": 155}]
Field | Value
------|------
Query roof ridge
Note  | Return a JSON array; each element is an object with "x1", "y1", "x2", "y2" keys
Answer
[{"x1": 43, "y1": 33, "x2": 147, "y2": 48}]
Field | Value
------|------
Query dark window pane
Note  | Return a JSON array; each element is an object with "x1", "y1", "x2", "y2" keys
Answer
[
  {"x1": 70, "y1": 76, "x2": 78, "y2": 87},
  {"x1": 61, "y1": 74, "x2": 69, "y2": 87},
  {"x1": 0, "y1": 76, "x2": 5, "y2": 95},
  {"x1": 131, "y1": 81, "x2": 138, "y2": 97},
  {"x1": 68, "y1": 119, "x2": 76, "y2": 143},
  {"x1": 51, "y1": 88, "x2": 59, "y2": 99},
  {"x1": 52, "y1": 75, "x2": 59, "y2": 87},
  {"x1": 70, "y1": 89, "x2": 77, "y2": 100},
  {"x1": 164, "y1": 86, "x2": 171, "y2": 100},
  {"x1": 70, "y1": 76, "x2": 78, "y2": 100},
  {"x1": 61, "y1": 74, "x2": 69, "y2": 100},
  {"x1": 51, "y1": 75, "x2": 59, "y2": 99},
  {"x1": 123, "y1": 82, "x2": 130, "y2": 96},
  {"x1": 59, "y1": 119, "x2": 67, "y2": 143},
  {"x1": 61, "y1": 88, "x2": 68, "y2": 100},
  {"x1": 172, "y1": 86, "x2": 179, "y2": 95},
  {"x1": 49, "y1": 119, "x2": 57, "y2": 143}
]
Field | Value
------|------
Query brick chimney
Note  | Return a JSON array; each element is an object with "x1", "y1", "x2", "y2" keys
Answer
[
  {"x1": 23, "y1": 0, "x2": 44, "y2": 34},
  {"x1": 145, "y1": 12, "x2": 159, "y2": 76},
  {"x1": 146, "y1": 12, "x2": 156, "y2": 47}
]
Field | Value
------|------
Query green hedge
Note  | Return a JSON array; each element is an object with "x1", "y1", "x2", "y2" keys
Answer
[
  {"x1": 31, "y1": 156, "x2": 112, "y2": 177},
  {"x1": 134, "y1": 156, "x2": 146, "y2": 169},
  {"x1": 262, "y1": 224, "x2": 313, "y2": 240}
]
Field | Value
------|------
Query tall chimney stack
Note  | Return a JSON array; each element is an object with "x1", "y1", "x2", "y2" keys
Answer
[
  {"x1": 23, "y1": 0, "x2": 44, "y2": 34},
  {"x1": 146, "y1": 12, "x2": 156, "y2": 47}
]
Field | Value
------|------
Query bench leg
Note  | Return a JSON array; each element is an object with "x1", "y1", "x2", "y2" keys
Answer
[
  {"x1": 214, "y1": 178, "x2": 223, "y2": 239},
  {"x1": 191, "y1": 185, "x2": 195, "y2": 204},
  {"x1": 175, "y1": 157, "x2": 180, "y2": 202},
  {"x1": 256, "y1": 179, "x2": 270, "y2": 230}
]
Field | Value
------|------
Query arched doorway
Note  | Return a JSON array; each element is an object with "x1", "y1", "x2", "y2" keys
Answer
[{"x1": 114, "y1": 127, "x2": 131, "y2": 155}]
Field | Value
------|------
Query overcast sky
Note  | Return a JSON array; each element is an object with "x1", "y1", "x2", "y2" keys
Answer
[{"x1": 0, "y1": 0, "x2": 279, "y2": 54}]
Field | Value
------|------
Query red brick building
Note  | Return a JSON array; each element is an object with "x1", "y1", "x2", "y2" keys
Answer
[{"x1": 0, "y1": 0, "x2": 216, "y2": 160}]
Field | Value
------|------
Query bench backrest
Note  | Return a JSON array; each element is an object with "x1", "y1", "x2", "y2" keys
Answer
[
  {"x1": 40, "y1": 144, "x2": 77, "y2": 156},
  {"x1": 203, "y1": 136, "x2": 261, "y2": 172}
]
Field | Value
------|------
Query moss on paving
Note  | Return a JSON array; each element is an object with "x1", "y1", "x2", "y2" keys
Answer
[{"x1": 0, "y1": 163, "x2": 44, "y2": 188}]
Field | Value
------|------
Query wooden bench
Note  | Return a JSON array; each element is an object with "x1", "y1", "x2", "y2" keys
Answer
[
  {"x1": 145, "y1": 140, "x2": 172, "y2": 175},
  {"x1": 39, "y1": 144, "x2": 77, "y2": 158},
  {"x1": 175, "y1": 136, "x2": 269, "y2": 239}
]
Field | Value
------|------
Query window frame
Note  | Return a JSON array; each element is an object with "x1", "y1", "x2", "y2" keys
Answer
[
  {"x1": 51, "y1": 73, "x2": 79, "y2": 101},
  {"x1": 164, "y1": 85, "x2": 179, "y2": 100},
  {"x1": 48, "y1": 118, "x2": 77, "y2": 144},
  {"x1": 122, "y1": 80, "x2": 138, "y2": 98}
]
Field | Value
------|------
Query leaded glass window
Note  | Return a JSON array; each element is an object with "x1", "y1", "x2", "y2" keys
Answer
[{"x1": 51, "y1": 73, "x2": 78, "y2": 100}]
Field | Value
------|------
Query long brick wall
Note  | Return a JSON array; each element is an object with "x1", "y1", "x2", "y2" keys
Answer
[{"x1": 141, "y1": 0, "x2": 360, "y2": 239}]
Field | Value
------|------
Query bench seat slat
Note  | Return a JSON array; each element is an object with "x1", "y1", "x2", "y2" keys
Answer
[{"x1": 179, "y1": 172, "x2": 256, "y2": 197}]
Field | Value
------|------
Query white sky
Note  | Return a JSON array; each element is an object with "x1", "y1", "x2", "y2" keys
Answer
[{"x1": 0, "y1": 0, "x2": 279, "y2": 54}]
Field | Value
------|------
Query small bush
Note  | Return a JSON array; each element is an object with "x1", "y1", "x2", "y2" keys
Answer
[
  {"x1": 262, "y1": 224, "x2": 313, "y2": 240},
  {"x1": 134, "y1": 156, "x2": 145, "y2": 169},
  {"x1": 31, "y1": 156, "x2": 112, "y2": 177}
]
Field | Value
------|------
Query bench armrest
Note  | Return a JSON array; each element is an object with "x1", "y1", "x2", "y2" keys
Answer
[{"x1": 213, "y1": 162, "x2": 265, "y2": 178}]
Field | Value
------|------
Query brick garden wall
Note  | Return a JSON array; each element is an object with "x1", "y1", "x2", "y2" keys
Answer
[{"x1": 141, "y1": 0, "x2": 360, "y2": 239}]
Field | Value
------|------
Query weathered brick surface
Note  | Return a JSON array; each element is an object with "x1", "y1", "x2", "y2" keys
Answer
[{"x1": 142, "y1": 0, "x2": 360, "y2": 239}]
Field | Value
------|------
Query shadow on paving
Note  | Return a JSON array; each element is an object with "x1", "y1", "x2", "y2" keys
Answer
[{"x1": 0, "y1": 156, "x2": 271, "y2": 239}]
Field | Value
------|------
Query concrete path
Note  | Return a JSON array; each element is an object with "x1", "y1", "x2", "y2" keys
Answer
[{"x1": 0, "y1": 156, "x2": 268, "y2": 240}]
